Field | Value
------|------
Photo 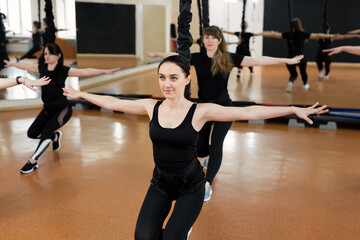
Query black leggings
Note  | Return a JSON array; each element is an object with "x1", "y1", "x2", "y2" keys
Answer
[
  {"x1": 237, "y1": 50, "x2": 253, "y2": 72},
  {"x1": 135, "y1": 165, "x2": 205, "y2": 240},
  {"x1": 286, "y1": 59, "x2": 308, "y2": 84},
  {"x1": 20, "y1": 45, "x2": 42, "y2": 60},
  {"x1": 27, "y1": 105, "x2": 72, "y2": 160},
  {"x1": 197, "y1": 120, "x2": 232, "y2": 184},
  {"x1": 316, "y1": 53, "x2": 331, "y2": 75}
]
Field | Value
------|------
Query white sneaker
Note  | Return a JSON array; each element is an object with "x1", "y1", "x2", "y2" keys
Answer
[
  {"x1": 303, "y1": 83, "x2": 309, "y2": 90},
  {"x1": 204, "y1": 181, "x2": 212, "y2": 202},
  {"x1": 250, "y1": 72, "x2": 254, "y2": 76},
  {"x1": 286, "y1": 82, "x2": 293, "y2": 92},
  {"x1": 202, "y1": 156, "x2": 209, "y2": 169},
  {"x1": 325, "y1": 74, "x2": 329, "y2": 79},
  {"x1": 319, "y1": 71, "x2": 324, "y2": 79}
]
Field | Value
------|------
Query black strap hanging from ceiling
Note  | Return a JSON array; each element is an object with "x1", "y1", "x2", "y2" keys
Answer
[
  {"x1": 197, "y1": 0, "x2": 203, "y2": 36},
  {"x1": 0, "y1": 12, "x2": 9, "y2": 69},
  {"x1": 288, "y1": 0, "x2": 293, "y2": 31},
  {"x1": 202, "y1": 0, "x2": 209, "y2": 28},
  {"x1": 197, "y1": 0, "x2": 209, "y2": 38},
  {"x1": 0, "y1": 13, "x2": 5, "y2": 43},
  {"x1": 177, "y1": 0, "x2": 193, "y2": 63},
  {"x1": 38, "y1": 0, "x2": 41, "y2": 27},
  {"x1": 322, "y1": 0, "x2": 329, "y2": 32},
  {"x1": 44, "y1": 0, "x2": 56, "y2": 44},
  {"x1": 241, "y1": 0, "x2": 247, "y2": 39}
]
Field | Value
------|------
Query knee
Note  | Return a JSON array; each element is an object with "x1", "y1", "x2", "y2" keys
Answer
[
  {"x1": 134, "y1": 231, "x2": 156, "y2": 240},
  {"x1": 27, "y1": 129, "x2": 40, "y2": 139},
  {"x1": 162, "y1": 230, "x2": 183, "y2": 240},
  {"x1": 134, "y1": 227, "x2": 160, "y2": 240}
]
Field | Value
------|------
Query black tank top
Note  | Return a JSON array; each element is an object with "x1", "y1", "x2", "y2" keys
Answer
[{"x1": 149, "y1": 101, "x2": 198, "y2": 172}]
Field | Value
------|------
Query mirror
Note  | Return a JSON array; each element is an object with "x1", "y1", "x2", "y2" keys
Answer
[{"x1": 1, "y1": 0, "x2": 359, "y2": 110}]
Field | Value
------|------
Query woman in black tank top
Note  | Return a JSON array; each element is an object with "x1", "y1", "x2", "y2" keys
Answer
[
  {"x1": 146, "y1": 25, "x2": 303, "y2": 203},
  {"x1": 64, "y1": 55, "x2": 327, "y2": 240}
]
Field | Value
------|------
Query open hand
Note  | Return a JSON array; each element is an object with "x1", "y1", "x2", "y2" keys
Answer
[
  {"x1": 322, "y1": 47, "x2": 341, "y2": 56},
  {"x1": 286, "y1": 55, "x2": 304, "y2": 65},
  {"x1": 3, "y1": 60, "x2": 13, "y2": 68},
  {"x1": 23, "y1": 77, "x2": 51, "y2": 92},
  {"x1": 63, "y1": 86, "x2": 82, "y2": 99},
  {"x1": 293, "y1": 102, "x2": 328, "y2": 124},
  {"x1": 145, "y1": 52, "x2": 156, "y2": 58}
]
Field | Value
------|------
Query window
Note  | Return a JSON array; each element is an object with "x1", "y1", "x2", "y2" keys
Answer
[
  {"x1": 0, "y1": 0, "x2": 32, "y2": 36},
  {"x1": 56, "y1": 0, "x2": 76, "y2": 39}
]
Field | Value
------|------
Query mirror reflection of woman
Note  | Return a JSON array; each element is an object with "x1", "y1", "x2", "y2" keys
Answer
[
  {"x1": 262, "y1": 18, "x2": 333, "y2": 92},
  {"x1": 223, "y1": 21, "x2": 267, "y2": 78},
  {"x1": 15, "y1": 21, "x2": 43, "y2": 62},
  {"x1": 315, "y1": 24, "x2": 360, "y2": 80},
  {"x1": 4, "y1": 43, "x2": 120, "y2": 174}
]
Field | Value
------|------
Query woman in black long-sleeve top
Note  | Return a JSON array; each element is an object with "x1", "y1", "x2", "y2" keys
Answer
[{"x1": 263, "y1": 18, "x2": 332, "y2": 92}]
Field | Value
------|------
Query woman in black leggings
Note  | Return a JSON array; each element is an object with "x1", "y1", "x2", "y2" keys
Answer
[
  {"x1": 223, "y1": 21, "x2": 265, "y2": 78},
  {"x1": 262, "y1": 18, "x2": 332, "y2": 92},
  {"x1": 315, "y1": 23, "x2": 359, "y2": 80},
  {"x1": 147, "y1": 25, "x2": 303, "y2": 202},
  {"x1": 4, "y1": 43, "x2": 120, "y2": 174},
  {"x1": 63, "y1": 55, "x2": 327, "y2": 240},
  {"x1": 16, "y1": 21, "x2": 42, "y2": 61}
]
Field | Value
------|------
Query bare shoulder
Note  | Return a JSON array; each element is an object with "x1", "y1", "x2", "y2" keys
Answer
[
  {"x1": 141, "y1": 99, "x2": 159, "y2": 119},
  {"x1": 194, "y1": 103, "x2": 219, "y2": 118},
  {"x1": 192, "y1": 103, "x2": 221, "y2": 131}
]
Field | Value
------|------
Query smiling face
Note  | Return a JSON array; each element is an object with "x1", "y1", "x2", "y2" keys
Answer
[
  {"x1": 203, "y1": 34, "x2": 221, "y2": 52},
  {"x1": 44, "y1": 47, "x2": 61, "y2": 65},
  {"x1": 158, "y1": 62, "x2": 190, "y2": 100}
]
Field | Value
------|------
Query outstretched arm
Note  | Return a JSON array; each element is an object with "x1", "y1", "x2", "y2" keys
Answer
[
  {"x1": 68, "y1": 67, "x2": 121, "y2": 77},
  {"x1": 0, "y1": 76, "x2": 50, "y2": 91},
  {"x1": 222, "y1": 30, "x2": 237, "y2": 36},
  {"x1": 348, "y1": 29, "x2": 360, "y2": 34},
  {"x1": 145, "y1": 52, "x2": 177, "y2": 59},
  {"x1": 332, "y1": 34, "x2": 360, "y2": 41},
  {"x1": 261, "y1": 31, "x2": 283, "y2": 39},
  {"x1": 240, "y1": 55, "x2": 303, "y2": 67},
  {"x1": 3, "y1": 60, "x2": 39, "y2": 73},
  {"x1": 309, "y1": 33, "x2": 334, "y2": 40},
  {"x1": 323, "y1": 46, "x2": 360, "y2": 56},
  {"x1": 195, "y1": 102, "x2": 328, "y2": 129},
  {"x1": 63, "y1": 86, "x2": 155, "y2": 115},
  {"x1": 227, "y1": 41, "x2": 241, "y2": 45}
]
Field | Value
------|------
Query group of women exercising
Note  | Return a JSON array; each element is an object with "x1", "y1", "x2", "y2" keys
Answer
[
  {"x1": 1, "y1": 1, "x2": 359, "y2": 239},
  {"x1": 222, "y1": 19, "x2": 359, "y2": 92}
]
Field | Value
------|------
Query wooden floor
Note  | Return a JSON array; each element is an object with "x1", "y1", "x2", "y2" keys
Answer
[
  {"x1": 0, "y1": 109, "x2": 360, "y2": 240},
  {"x1": 1, "y1": 61, "x2": 360, "y2": 239}
]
